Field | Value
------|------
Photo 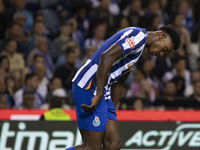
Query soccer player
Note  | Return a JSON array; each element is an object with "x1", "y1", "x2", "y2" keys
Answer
[{"x1": 66, "y1": 25, "x2": 181, "y2": 150}]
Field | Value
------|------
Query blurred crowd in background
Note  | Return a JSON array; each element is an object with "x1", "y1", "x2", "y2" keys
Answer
[{"x1": 0, "y1": 0, "x2": 200, "y2": 110}]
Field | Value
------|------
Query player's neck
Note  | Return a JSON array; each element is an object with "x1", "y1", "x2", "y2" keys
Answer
[{"x1": 145, "y1": 31, "x2": 159, "y2": 48}]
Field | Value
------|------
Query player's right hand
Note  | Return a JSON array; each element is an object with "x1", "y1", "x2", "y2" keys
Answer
[{"x1": 81, "y1": 95, "x2": 101, "y2": 112}]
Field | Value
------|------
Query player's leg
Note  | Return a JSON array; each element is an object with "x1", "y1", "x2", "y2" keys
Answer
[
  {"x1": 73, "y1": 129, "x2": 104, "y2": 150},
  {"x1": 70, "y1": 83, "x2": 108, "y2": 150},
  {"x1": 66, "y1": 129, "x2": 104, "y2": 150},
  {"x1": 101, "y1": 119, "x2": 122, "y2": 150},
  {"x1": 101, "y1": 99, "x2": 122, "y2": 150}
]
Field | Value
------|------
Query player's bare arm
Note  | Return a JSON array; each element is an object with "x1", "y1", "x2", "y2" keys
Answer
[
  {"x1": 111, "y1": 71, "x2": 131, "y2": 108},
  {"x1": 81, "y1": 43, "x2": 123, "y2": 112}
]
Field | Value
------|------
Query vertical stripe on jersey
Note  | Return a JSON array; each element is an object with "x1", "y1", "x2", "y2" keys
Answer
[
  {"x1": 109, "y1": 50, "x2": 142, "y2": 80},
  {"x1": 72, "y1": 59, "x2": 91, "y2": 82},
  {"x1": 77, "y1": 64, "x2": 98, "y2": 88},
  {"x1": 111, "y1": 47, "x2": 143, "y2": 73},
  {"x1": 73, "y1": 60, "x2": 96, "y2": 84}
]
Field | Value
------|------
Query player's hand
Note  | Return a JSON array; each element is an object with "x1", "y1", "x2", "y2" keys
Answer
[{"x1": 81, "y1": 95, "x2": 101, "y2": 112}]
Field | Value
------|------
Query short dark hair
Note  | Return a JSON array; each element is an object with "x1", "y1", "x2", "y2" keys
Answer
[
  {"x1": 33, "y1": 21, "x2": 44, "y2": 27},
  {"x1": 60, "y1": 21, "x2": 72, "y2": 27},
  {"x1": 33, "y1": 54, "x2": 42, "y2": 62},
  {"x1": 49, "y1": 77, "x2": 62, "y2": 84},
  {"x1": 174, "y1": 56, "x2": 186, "y2": 64},
  {"x1": 65, "y1": 47, "x2": 75, "y2": 56},
  {"x1": 25, "y1": 73, "x2": 37, "y2": 85},
  {"x1": 163, "y1": 80, "x2": 175, "y2": 88},
  {"x1": 49, "y1": 96, "x2": 62, "y2": 109},
  {"x1": 0, "y1": 55, "x2": 8, "y2": 64},
  {"x1": 159, "y1": 25, "x2": 181, "y2": 50},
  {"x1": 170, "y1": 76, "x2": 185, "y2": 92},
  {"x1": 33, "y1": 13, "x2": 43, "y2": 21},
  {"x1": 4, "y1": 38, "x2": 16, "y2": 46},
  {"x1": 93, "y1": 20, "x2": 106, "y2": 30},
  {"x1": 6, "y1": 23, "x2": 20, "y2": 30},
  {"x1": 23, "y1": 90, "x2": 34, "y2": 97}
]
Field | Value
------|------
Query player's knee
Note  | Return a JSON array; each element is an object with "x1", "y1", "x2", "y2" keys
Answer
[
  {"x1": 108, "y1": 142, "x2": 122, "y2": 150},
  {"x1": 86, "y1": 146, "x2": 101, "y2": 150},
  {"x1": 104, "y1": 139, "x2": 122, "y2": 150},
  {"x1": 83, "y1": 144, "x2": 101, "y2": 150}
]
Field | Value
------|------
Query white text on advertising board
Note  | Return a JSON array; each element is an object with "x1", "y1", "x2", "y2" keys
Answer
[
  {"x1": 123, "y1": 123, "x2": 200, "y2": 150},
  {"x1": 0, "y1": 122, "x2": 82, "y2": 150}
]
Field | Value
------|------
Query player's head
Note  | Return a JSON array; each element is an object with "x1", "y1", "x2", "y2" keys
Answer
[{"x1": 148, "y1": 25, "x2": 181, "y2": 56}]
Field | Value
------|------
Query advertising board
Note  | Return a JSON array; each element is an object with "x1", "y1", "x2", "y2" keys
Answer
[{"x1": 1, "y1": 121, "x2": 200, "y2": 150}]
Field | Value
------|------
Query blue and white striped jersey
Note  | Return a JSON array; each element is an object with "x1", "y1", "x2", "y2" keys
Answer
[{"x1": 72, "y1": 27, "x2": 148, "y2": 100}]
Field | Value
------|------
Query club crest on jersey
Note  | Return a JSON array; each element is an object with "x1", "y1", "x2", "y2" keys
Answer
[
  {"x1": 127, "y1": 62, "x2": 135, "y2": 68},
  {"x1": 93, "y1": 116, "x2": 100, "y2": 127},
  {"x1": 125, "y1": 37, "x2": 135, "y2": 49}
]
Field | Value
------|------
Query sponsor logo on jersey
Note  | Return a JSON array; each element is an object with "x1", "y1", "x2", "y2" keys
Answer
[
  {"x1": 125, "y1": 37, "x2": 135, "y2": 49},
  {"x1": 127, "y1": 62, "x2": 135, "y2": 68}
]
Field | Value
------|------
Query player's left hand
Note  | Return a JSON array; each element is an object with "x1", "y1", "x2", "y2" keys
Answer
[{"x1": 81, "y1": 95, "x2": 101, "y2": 112}]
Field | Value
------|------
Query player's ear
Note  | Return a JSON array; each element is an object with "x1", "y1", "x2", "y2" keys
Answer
[{"x1": 159, "y1": 31, "x2": 167, "y2": 39}]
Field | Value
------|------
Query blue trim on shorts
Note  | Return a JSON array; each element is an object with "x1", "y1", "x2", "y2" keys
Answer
[{"x1": 72, "y1": 83, "x2": 117, "y2": 132}]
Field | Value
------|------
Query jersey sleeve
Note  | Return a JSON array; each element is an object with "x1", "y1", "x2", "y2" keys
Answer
[{"x1": 116, "y1": 29, "x2": 146, "y2": 56}]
